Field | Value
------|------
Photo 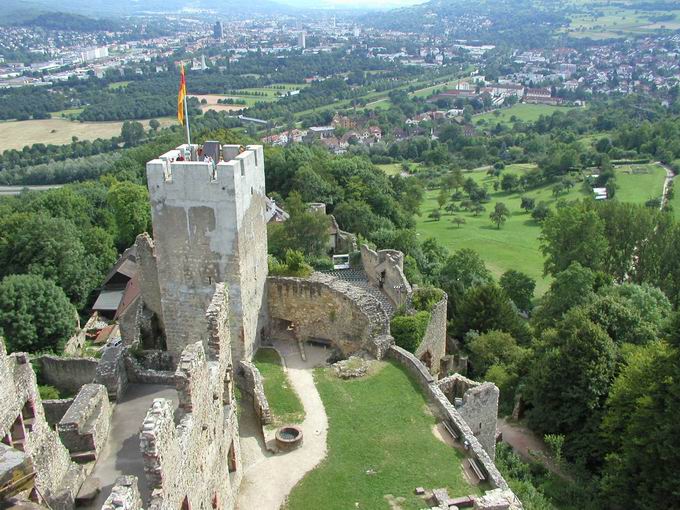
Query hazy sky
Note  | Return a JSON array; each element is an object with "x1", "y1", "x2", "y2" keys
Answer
[{"x1": 279, "y1": 0, "x2": 427, "y2": 9}]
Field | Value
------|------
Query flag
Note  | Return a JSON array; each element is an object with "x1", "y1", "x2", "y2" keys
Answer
[{"x1": 177, "y1": 63, "x2": 187, "y2": 125}]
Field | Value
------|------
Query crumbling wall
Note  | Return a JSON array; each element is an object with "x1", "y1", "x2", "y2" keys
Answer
[
  {"x1": 124, "y1": 352, "x2": 175, "y2": 386},
  {"x1": 139, "y1": 284, "x2": 241, "y2": 510},
  {"x1": 117, "y1": 296, "x2": 141, "y2": 346},
  {"x1": 387, "y1": 345, "x2": 506, "y2": 489},
  {"x1": 42, "y1": 399, "x2": 75, "y2": 427},
  {"x1": 101, "y1": 476, "x2": 143, "y2": 510},
  {"x1": 34, "y1": 355, "x2": 98, "y2": 396},
  {"x1": 360, "y1": 245, "x2": 412, "y2": 307},
  {"x1": 238, "y1": 360, "x2": 272, "y2": 426},
  {"x1": 414, "y1": 294, "x2": 448, "y2": 377},
  {"x1": 267, "y1": 273, "x2": 390, "y2": 356},
  {"x1": 135, "y1": 234, "x2": 163, "y2": 326},
  {"x1": 437, "y1": 374, "x2": 499, "y2": 459},
  {"x1": 94, "y1": 343, "x2": 128, "y2": 402},
  {"x1": 57, "y1": 384, "x2": 111, "y2": 460},
  {"x1": 145, "y1": 144, "x2": 268, "y2": 365},
  {"x1": 0, "y1": 338, "x2": 84, "y2": 509}
]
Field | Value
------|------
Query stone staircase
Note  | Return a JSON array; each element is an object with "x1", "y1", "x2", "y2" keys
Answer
[{"x1": 321, "y1": 269, "x2": 397, "y2": 318}]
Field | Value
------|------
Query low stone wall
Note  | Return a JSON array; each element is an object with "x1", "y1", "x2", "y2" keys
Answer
[
  {"x1": 238, "y1": 360, "x2": 272, "y2": 426},
  {"x1": 124, "y1": 352, "x2": 175, "y2": 385},
  {"x1": 42, "y1": 398, "x2": 75, "y2": 427},
  {"x1": 387, "y1": 345, "x2": 508, "y2": 491},
  {"x1": 57, "y1": 384, "x2": 111, "y2": 458},
  {"x1": 101, "y1": 475, "x2": 143, "y2": 510},
  {"x1": 94, "y1": 344, "x2": 128, "y2": 402},
  {"x1": 414, "y1": 295, "x2": 448, "y2": 377},
  {"x1": 267, "y1": 273, "x2": 390, "y2": 356},
  {"x1": 34, "y1": 355, "x2": 98, "y2": 396},
  {"x1": 360, "y1": 245, "x2": 412, "y2": 307}
]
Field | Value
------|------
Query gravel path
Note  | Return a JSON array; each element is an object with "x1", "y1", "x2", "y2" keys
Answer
[{"x1": 236, "y1": 341, "x2": 330, "y2": 510}]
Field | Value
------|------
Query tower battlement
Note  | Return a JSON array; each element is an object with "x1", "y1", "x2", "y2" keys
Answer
[{"x1": 145, "y1": 142, "x2": 268, "y2": 364}]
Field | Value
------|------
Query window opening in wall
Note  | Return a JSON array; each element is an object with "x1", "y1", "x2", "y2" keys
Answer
[
  {"x1": 212, "y1": 493, "x2": 220, "y2": 509},
  {"x1": 228, "y1": 441, "x2": 237, "y2": 473},
  {"x1": 1, "y1": 434, "x2": 11, "y2": 446},
  {"x1": 420, "y1": 351, "x2": 432, "y2": 369}
]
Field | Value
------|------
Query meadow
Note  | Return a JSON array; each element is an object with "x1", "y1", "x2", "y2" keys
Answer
[
  {"x1": 564, "y1": 6, "x2": 680, "y2": 39},
  {"x1": 0, "y1": 117, "x2": 174, "y2": 151},
  {"x1": 415, "y1": 163, "x2": 667, "y2": 296},
  {"x1": 474, "y1": 103, "x2": 578, "y2": 127}
]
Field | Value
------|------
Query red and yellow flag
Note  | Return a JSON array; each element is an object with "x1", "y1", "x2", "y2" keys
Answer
[{"x1": 177, "y1": 63, "x2": 187, "y2": 125}]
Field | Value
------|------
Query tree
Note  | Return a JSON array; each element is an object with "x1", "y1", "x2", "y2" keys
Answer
[
  {"x1": 490, "y1": 202, "x2": 510, "y2": 229},
  {"x1": 520, "y1": 196, "x2": 535, "y2": 212},
  {"x1": 121, "y1": 120, "x2": 145, "y2": 146},
  {"x1": 500, "y1": 270, "x2": 536, "y2": 311},
  {"x1": 107, "y1": 181, "x2": 151, "y2": 249},
  {"x1": 149, "y1": 119, "x2": 160, "y2": 131},
  {"x1": 526, "y1": 308, "x2": 617, "y2": 460},
  {"x1": 452, "y1": 216, "x2": 466, "y2": 229},
  {"x1": 500, "y1": 173, "x2": 519, "y2": 192},
  {"x1": 0, "y1": 274, "x2": 77, "y2": 353},
  {"x1": 437, "y1": 188, "x2": 448, "y2": 209},
  {"x1": 531, "y1": 201, "x2": 550, "y2": 222},
  {"x1": 268, "y1": 192, "x2": 329, "y2": 258},
  {"x1": 468, "y1": 330, "x2": 526, "y2": 376},
  {"x1": 428, "y1": 209, "x2": 441, "y2": 221},
  {"x1": 540, "y1": 201, "x2": 608, "y2": 275}
]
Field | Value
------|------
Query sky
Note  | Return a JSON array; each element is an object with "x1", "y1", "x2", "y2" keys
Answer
[{"x1": 279, "y1": 0, "x2": 426, "y2": 9}]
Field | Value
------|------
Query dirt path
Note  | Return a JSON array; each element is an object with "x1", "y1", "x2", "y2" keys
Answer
[
  {"x1": 236, "y1": 341, "x2": 329, "y2": 510},
  {"x1": 658, "y1": 161, "x2": 676, "y2": 210},
  {"x1": 497, "y1": 418, "x2": 565, "y2": 477}
]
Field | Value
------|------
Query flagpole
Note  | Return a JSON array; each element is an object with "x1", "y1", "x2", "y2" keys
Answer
[{"x1": 184, "y1": 94, "x2": 191, "y2": 146}]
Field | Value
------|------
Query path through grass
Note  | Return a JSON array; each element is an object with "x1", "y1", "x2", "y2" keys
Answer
[
  {"x1": 286, "y1": 362, "x2": 476, "y2": 510},
  {"x1": 253, "y1": 348, "x2": 305, "y2": 426}
]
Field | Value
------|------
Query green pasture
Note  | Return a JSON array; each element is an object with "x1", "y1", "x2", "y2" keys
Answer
[{"x1": 474, "y1": 104, "x2": 578, "y2": 127}]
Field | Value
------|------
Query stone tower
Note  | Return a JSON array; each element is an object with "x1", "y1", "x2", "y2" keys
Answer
[{"x1": 146, "y1": 143, "x2": 268, "y2": 364}]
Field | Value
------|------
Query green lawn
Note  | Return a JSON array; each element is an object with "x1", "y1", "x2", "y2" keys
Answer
[
  {"x1": 286, "y1": 362, "x2": 477, "y2": 510},
  {"x1": 474, "y1": 104, "x2": 578, "y2": 127},
  {"x1": 614, "y1": 164, "x2": 666, "y2": 204},
  {"x1": 107, "y1": 81, "x2": 131, "y2": 90},
  {"x1": 253, "y1": 348, "x2": 305, "y2": 426},
  {"x1": 416, "y1": 163, "x2": 666, "y2": 296}
]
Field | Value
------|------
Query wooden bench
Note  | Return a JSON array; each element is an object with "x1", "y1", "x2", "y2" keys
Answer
[
  {"x1": 442, "y1": 421, "x2": 459, "y2": 440},
  {"x1": 468, "y1": 458, "x2": 487, "y2": 482}
]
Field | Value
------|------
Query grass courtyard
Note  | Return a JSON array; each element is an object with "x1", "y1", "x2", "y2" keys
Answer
[
  {"x1": 253, "y1": 348, "x2": 305, "y2": 426},
  {"x1": 415, "y1": 163, "x2": 667, "y2": 296},
  {"x1": 286, "y1": 361, "x2": 477, "y2": 510}
]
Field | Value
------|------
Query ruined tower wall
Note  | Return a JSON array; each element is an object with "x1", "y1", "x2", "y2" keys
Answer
[{"x1": 146, "y1": 144, "x2": 268, "y2": 363}]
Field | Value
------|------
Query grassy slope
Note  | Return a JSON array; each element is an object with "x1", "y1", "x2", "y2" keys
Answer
[
  {"x1": 253, "y1": 348, "x2": 305, "y2": 426},
  {"x1": 415, "y1": 163, "x2": 666, "y2": 296},
  {"x1": 286, "y1": 362, "x2": 477, "y2": 510},
  {"x1": 474, "y1": 104, "x2": 577, "y2": 127}
]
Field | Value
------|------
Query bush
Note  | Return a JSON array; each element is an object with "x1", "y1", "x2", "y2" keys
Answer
[
  {"x1": 39, "y1": 385, "x2": 61, "y2": 400},
  {"x1": 390, "y1": 311, "x2": 431, "y2": 352},
  {"x1": 268, "y1": 250, "x2": 313, "y2": 278},
  {"x1": 411, "y1": 286, "x2": 445, "y2": 312},
  {"x1": 306, "y1": 256, "x2": 333, "y2": 271}
]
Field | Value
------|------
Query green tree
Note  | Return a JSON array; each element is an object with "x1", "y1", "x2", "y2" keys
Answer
[
  {"x1": 121, "y1": 120, "x2": 145, "y2": 146},
  {"x1": 500, "y1": 270, "x2": 535, "y2": 311},
  {"x1": 268, "y1": 192, "x2": 329, "y2": 258},
  {"x1": 531, "y1": 201, "x2": 550, "y2": 222},
  {"x1": 520, "y1": 196, "x2": 535, "y2": 212},
  {"x1": 149, "y1": 118, "x2": 160, "y2": 131},
  {"x1": 107, "y1": 181, "x2": 151, "y2": 249},
  {"x1": 428, "y1": 209, "x2": 441, "y2": 221},
  {"x1": 0, "y1": 274, "x2": 77, "y2": 353},
  {"x1": 490, "y1": 202, "x2": 510, "y2": 229},
  {"x1": 540, "y1": 202, "x2": 608, "y2": 275},
  {"x1": 452, "y1": 216, "x2": 466, "y2": 229},
  {"x1": 526, "y1": 308, "x2": 617, "y2": 459},
  {"x1": 437, "y1": 188, "x2": 448, "y2": 209},
  {"x1": 468, "y1": 330, "x2": 527, "y2": 376}
]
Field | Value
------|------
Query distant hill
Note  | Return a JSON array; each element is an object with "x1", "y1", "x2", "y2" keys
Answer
[{"x1": 19, "y1": 13, "x2": 123, "y2": 32}]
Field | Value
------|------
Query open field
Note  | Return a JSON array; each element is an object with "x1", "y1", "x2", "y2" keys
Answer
[
  {"x1": 253, "y1": 348, "x2": 304, "y2": 426},
  {"x1": 189, "y1": 94, "x2": 246, "y2": 112},
  {"x1": 107, "y1": 81, "x2": 131, "y2": 90},
  {"x1": 416, "y1": 163, "x2": 666, "y2": 296},
  {"x1": 564, "y1": 7, "x2": 680, "y2": 39},
  {"x1": 0, "y1": 117, "x2": 174, "y2": 151},
  {"x1": 474, "y1": 103, "x2": 578, "y2": 127},
  {"x1": 286, "y1": 362, "x2": 478, "y2": 510}
]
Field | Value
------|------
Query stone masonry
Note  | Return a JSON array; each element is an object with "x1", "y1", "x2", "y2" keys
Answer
[
  {"x1": 0, "y1": 337, "x2": 85, "y2": 509},
  {"x1": 146, "y1": 144, "x2": 268, "y2": 364},
  {"x1": 361, "y1": 245, "x2": 412, "y2": 307},
  {"x1": 415, "y1": 294, "x2": 448, "y2": 377},
  {"x1": 139, "y1": 283, "x2": 242, "y2": 510},
  {"x1": 57, "y1": 384, "x2": 111, "y2": 462}
]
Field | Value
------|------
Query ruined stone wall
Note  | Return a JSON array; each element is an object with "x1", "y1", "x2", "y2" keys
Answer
[
  {"x1": 0, "y1": 338, "x2": 84, "y2": 509},
  {"x1": 42, "y1": 399, "x2": 75, "y2": 427},
  {"x1": 34, "y1": 355, "x2": 98, "y2": 396},
  {"x1": 94, "y1": 344, "x2": 128, "y2": 402},
  {"x1": 139, "y1": 284, "x2": 242, "y2": 510},
  {"x1": 360, "y1": 245, "x2": 412, "y2": 307},
  {"x1": 123, "y1": 352, "x2": 175, "y2": 386},
  {"x1": 57, "y1": 384, "x2": 111, "y2": 458},
  {"x1": 135, "y1": 234, "x2": 163, "y2": 325},
  {"x1": 387, "y1": 345, "x2": 507, "y2": 491},
  {"x1": 101, "y1": 476, "x2": 143, "y2": 510},
  {"x1": 267, "y1": 273, "x2": 390, "y2": 356},
  {"x1": 238, "y1": 360, "x2": 272, "y2": 426},
  {"x1": 437, "y1": 374, "x2": 499, "y2": 460},
  {"x1": 414, "y1": 295, "x2": 448, "y2": 377},
  {"x1": 146, "y1": 144, "x2": 268, "y2": 364},
  {"x1": 117, "y1": 297, "x2": 141, "y2": 347}
]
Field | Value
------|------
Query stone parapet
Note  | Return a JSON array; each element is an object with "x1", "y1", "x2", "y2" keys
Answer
[
  {"x1": 101, "y1": 475, "x2": 143, "y2": 510},
  {"x1": 94, "y1": 343, "x2": 128, "y2": 402},
  {"x1": 34, "y1": 355, "x2": 98, "y2": 396},
  {"x1": 238, "y1": 360, "x2": 272, "y2": 426},
  {"x1": 414, "y1": 294, "x2": 448, "y2": 376},
  {"x1": 57, "y1": 384, "x2": 111, "y2": 459}
]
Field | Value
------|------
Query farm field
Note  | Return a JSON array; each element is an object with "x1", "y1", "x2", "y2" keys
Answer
[
  {"x1": 474, "y1": 103, "x2": 578, "y2": 127},
  {"x1": 189, "y1": 94, "x2": 246, "y2": 112},
  {"x1": 564, "y1": 7, "x2": 680, "y2": 39},
  {"x1": 0, "y1": 117, "x2": 174, "y2": 151},
  {"x1": 416, "y1": 163, "x2": 667, "y2": 296},
  {"x1": 286, "y1": 362, "x2": 479, "y2": 510}
]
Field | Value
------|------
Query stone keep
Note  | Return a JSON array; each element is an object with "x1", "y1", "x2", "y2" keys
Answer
[{"x1": 146, "y1": 144, "x2": 268, "y2": 363}]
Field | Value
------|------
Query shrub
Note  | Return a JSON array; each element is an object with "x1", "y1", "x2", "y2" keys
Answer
[
  {"x1": 268, "y1": 250, "x2": 313, "y2": 278},
  {"x1": 411, "y1": 286, "x2": 445, "y2": 312},
  {"x1": 390, "y1": 311, "x2": 431, "y2": 352},
  {"x1": 306, "y1": 256, "x2": 333, "y2": 271},
  {"x1": 39, "y1": 385, "x2": 61, "y2": 400}
]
